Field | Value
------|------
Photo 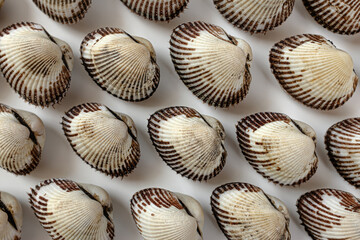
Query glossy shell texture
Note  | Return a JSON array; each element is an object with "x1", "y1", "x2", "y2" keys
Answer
[
  {"x1": 236, "y1": 112, "x2": 318, "y2": 186},
  {"x1": 0, "y1": 191, "x2": 22, "y2": 240},
  {"x1": 297, "y1": 188, "x2": 360, "y2": 239},
  {"x1": 0, "y1": 104, "x2": 45, "y2": 175},
  {"x1": 148, "y1": 106, "x2": 226, "y2": 181},
  {"x1": 211, "y1": 183, "x2": 290, "y2": 240},
  {"x1": 213, "y1": 0, "x2": 295, "y2": 33},
  {"x1": 62, "y1": 103, "x2": 140, "y2": 178},
  {"x1": 270, "y1": 34, "x2": 358, "y2": 110},
  {"x1": 170, "y1": 21, "x2": 252, "y2": 108},
  {"x1": 81, "y1": 27, "x2": 160, "y2": 102},
  {"x1": 0, "y1": 22, "x2": 74, "y2": 107},
  {"x1": 29, "y1": 178, "x2": 114, "y2": 240},
  {"x1": 131, "y1": 188, "x2": 204, "y2": 240}
]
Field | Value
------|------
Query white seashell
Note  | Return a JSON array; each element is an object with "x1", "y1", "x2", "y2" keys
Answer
[
  {"x1": 211, "y1": 182, "x2": 290, "y2": 240},
  {"x1": 0, "y1": 191, "x2": 22, "y2": 240},
  {"x1": 80, "y1": 27, "x2": 160, "y2": 102},
  {"x1": 270, "y1": 34, "x2": 358, "y2": 110},
  {"x1": 0, "y1": 103, "x2": 45, "y2": 175},
  {"x1": 29, "y1": 178, "x2": 114, "y2": 240},
  {"x1": 131, "y1": 188, "x2": 204, "y2": 240},
  {"x1": 0, "y1": 22, "x2": 74, "y2": 107},
  {"x1": 62, "y1": 103, "x2": 140, "y2": 178},
  {"x1": 148, "y1": 106, "x2": 226, "y2": 181},
  {"x1": 170, "y1": 21, "x2": 252, "y2": 108},
  {"x1": 236, "y1": 112, "x2": 318, "y2": 186},
  {"x1": 297, "y1": 188, "x2": 360, "y2": 239}
]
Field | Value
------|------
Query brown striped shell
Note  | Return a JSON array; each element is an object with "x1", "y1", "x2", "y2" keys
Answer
[
  {"x1": 236, "y1": 112, "x2": 318, "y2": 186},
  {"x1": 211, "y1": 182, "x2": 290, "y2": 240},
  {"x1": 270, "y1": 34, "x2": 358, "y2": 110},
  {"x1": 148, "y1": 106, "x2": 226, "y2": 181},
  {"x1": 0, "y1": 191, "x2": 22, "y2": 240},
  {"x1": 62, "y1": 103, "x2": 140, "y2": 178},
  {"x1": 29, "y1": 178, "x2": 114, "y2": 240},
  {"x1": 80, "y1": 27, "x2": 160, "y2": 102},
  {"x1": 297, "y1": 188, "x2": 360, "y2": 239},
  {"x1": 213, "y1": 0, "x2": 295, "y2": 34},
  {"x1": 131, "y1": 188, "x2": 204, "y2": 240},
  {"x1": 0, "y1": 103, "x2": 45, "y2": 175},
  {"x1": 170, "y1": 21, "x2": 252, "y2": 108},
  {"x1": 0, "y1": 22, "x2": 74, "y2": 107}
]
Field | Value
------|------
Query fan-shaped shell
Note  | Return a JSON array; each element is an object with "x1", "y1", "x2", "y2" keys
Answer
[
  {"x1": 32, "y1": 0, "x2": 92, "y2": 24},
  {"x1": 62, "y1": 103, "x2": 140, "y2": 178},
  {"x1": 213, "y1": 0, "x2": 295, "y2": 34},
  {"x1": 211, "y1": 182, "x2": 290, "y2": 240},
  {"x1": 170, "y1": 21, "x2": 252, "y2": 108},
  {"x1": 236, "y1": 112, "x2": 318, "y2": 186},
  {"x1": 0, "y1": 191, "x2": 22, "y2": 240},
  {"x1": 80, "y1": 27, "x2": 160, "y2": 102},
  {"x1": 148, "y1": 106, "x2": 226, "y2": 181},
  {"x1": 270, "y1": 34, "x2": 358, "y2": 110},
  {"x1": 29, "y1": 178, "x2": 114, "y2": 240},
  {"x1": 131, "y1": 188, "x2": 204, "y2": 240},
  {"x1": 0, "y1": 103, "x2": 45, "y2": 175},
  {"x1": 297, "y1": 188, "x2": 360, "y2": 239}
]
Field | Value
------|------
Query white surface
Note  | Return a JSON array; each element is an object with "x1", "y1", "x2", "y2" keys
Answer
[{"x1": 0, "y1": 0, "x2": 360, "y2": 239}]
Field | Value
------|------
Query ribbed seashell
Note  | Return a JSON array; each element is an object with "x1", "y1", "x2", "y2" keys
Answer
[
  {"x1": 32, "y1": 0, "x2": 92, "y2": 24},
  {"x1": 170, "y1": 21, "x2": 252, "y2": 108},
  {"x1": 62, "y1": 103, "x2": 140, "y2": 178},
  {"x1": 211, "y1": 182, "x2": 290, "y2": 240},
  {"x1": 131, "y1": 188, "x2": 204, "y2": 240},
  {"x1": 213, "y1": 0, "x2": 295, "y2": 34},
  {"x1": 0, "y1": 22, "x2": 74, "y2": 107},
  {"x1": 0, "y1": 103, "x2": 45, "y2": 175},
  {"x1": 270, "y1": 34, "x2": 358, "y2": 110},
  {"x1": 29, "y1": 178, "x2": 114, "y2": 240},
  {"x1": 297, "y1": 188, "x2": 360, "y2": 239},
  {"x1": 0, "y1": 192, "x2": 22, "y2": 240},
  {"x1": 80, "y1": 27, "x2": 160, "y2": 102},
  {"x1": 148, "y1": 106, "x2": 226, "y2": 181},
  {"x1": 236, "y1": 112, "x2": 318, "y2": 186},
  {"x1": 120, "y1": 0, "x2": 189, "y2": 21}
]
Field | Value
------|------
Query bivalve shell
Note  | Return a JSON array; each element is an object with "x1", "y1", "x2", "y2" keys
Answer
[{"x1": 0, "y1": 191, "x2": 22, "y2": 240}]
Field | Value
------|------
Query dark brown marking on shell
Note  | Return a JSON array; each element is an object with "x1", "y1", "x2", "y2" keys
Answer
[{"x1": 0, "y1": 193, "x2": 18, "y2": 231}]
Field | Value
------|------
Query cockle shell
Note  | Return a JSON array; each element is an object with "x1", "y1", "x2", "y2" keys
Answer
[
  {"x1": 80, "y1": 27, "x2": 160, "y2": 102},
  {"x1": 0, "y1": 103, "x2": 45, "y2": 175},
  {"x1": 0, "y1": 22, "x2": 74, "y2": 107},
  {"x1": 213, "y1": 0, "x2": 295, "y2": 33},
  {"x1": 211, "y1": 182, "x2": 290, "y2": 240},
  {"x1": 270, "y1": 34, "x2": 358, "y2": 110},
  {"x1": 131, "y1": 188, "x2": 204, "y2": 240},
  {"x1": 29, "y1": 178, "x2": 114, "y2": 240},
  {"x1": 0, "y1": 191, "x2": 22, "y2": 240},
  {"x1": 236, "y1": 112, "x2": 318, "y2": 186},
  {"x1": 148, "y1": 106, "x2": 226, "y2": 181},
  {"x1": 120, "y1": 0, "x2": 190, "y2": 21},
  {"x1": 62, "y1": 103, "x2": 140, "y2": 178},
  {"x1": 297, "y1": 188, "x2": 360, "y2": 239},
  {"x1": 32, "y1": 0, "x2": 92, "y2": 24},
  {"x1": 170, "y1": 21, "x2": 252, "y2": 108}
]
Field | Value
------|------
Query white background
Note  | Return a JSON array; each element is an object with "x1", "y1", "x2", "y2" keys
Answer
[{"x1": 1, "y1": 0, "x2": 360, "y2": 239}]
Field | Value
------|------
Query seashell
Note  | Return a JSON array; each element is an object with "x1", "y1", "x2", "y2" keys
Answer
[
  {"x1": 0, "y1": 22, "x2": 74, "y2": 107},
  {"x1": 80, "y1": 27, "x2": 160, "y2": 102},
  {"x1": 32, "y1": 0, "x2": 92, "y2": 24},
  {"x1": 270, "y1": 34, "x2": 358, "y2": 110},
  {"x1": 131, "y1": 187, "x2": 204, "y2": 240},
  {"x1": 297, "y1": 188, "x2": 360, "y2": 239},
  {"x1": 236, "y1": 112, "x2": 318, "y2": 186},
  {"x1": 0, "y1": 191, "x2": 22, "y2": 240},
  {"x1": 148, "y1": 106, "x2": 226, "y2": 181},
  {"x1": 29, "y1": 178, "x2": 114, "y2": 240},
  {"x1": 120, "y1": 0, "x2": 190, "y2": 21},
  {"x1": 211, "y1": 182, "x2": 290, "y2": 240},
  {"x1": 0, "y1": 103, "x2": 45, "y2": 175},
  {"x1": 62, "y1": 103, "x2": 140, "y2": 178},
  {"x1": 170, "y1": 21, "x2": 252, "y2": 108},
  {"x1": 213, "y1": 0, "x2": 295, "y2": 34}
]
